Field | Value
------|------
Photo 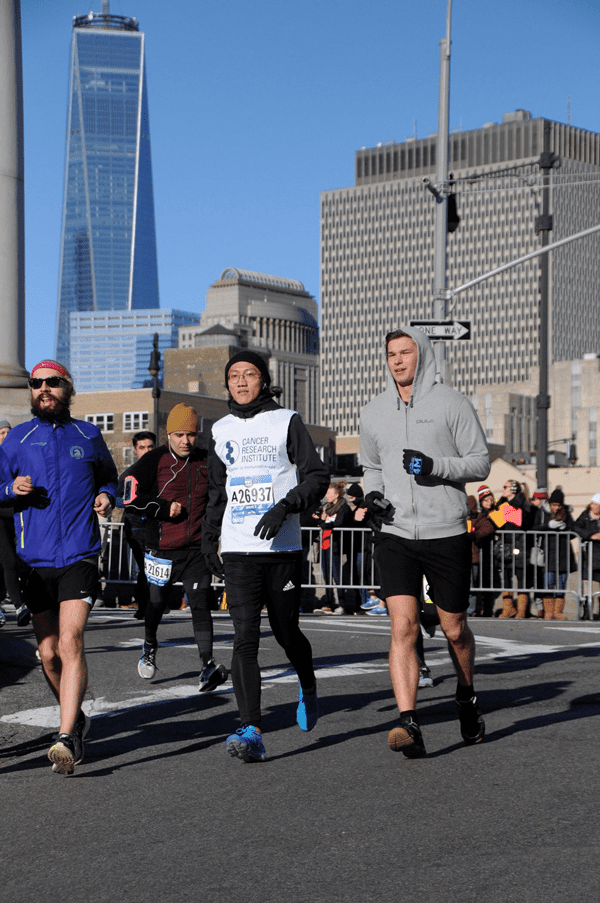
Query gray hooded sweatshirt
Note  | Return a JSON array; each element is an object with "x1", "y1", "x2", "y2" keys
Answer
[{"x1": 360, "y1": 326, "x2": 490, "y2": 541}]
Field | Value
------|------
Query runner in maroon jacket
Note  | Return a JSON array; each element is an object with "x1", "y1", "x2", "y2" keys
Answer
[{"x1": 124, "y1": 403, "x2": 226, "y2": 691}]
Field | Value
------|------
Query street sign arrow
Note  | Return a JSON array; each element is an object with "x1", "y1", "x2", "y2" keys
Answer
[{"x1": 410, "y1": 320, "x2": 471, "y2": 340}]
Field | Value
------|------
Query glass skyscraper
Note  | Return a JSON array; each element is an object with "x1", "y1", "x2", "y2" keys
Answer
[{"x1": 55, "y1": 6, "x2": 159, "y2": 367}]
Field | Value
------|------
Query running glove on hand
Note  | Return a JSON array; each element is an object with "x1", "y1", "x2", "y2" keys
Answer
[
  {"x1": 206, "y1": 552, "x2": 225, "y2": 580},
  {"x1": 253, "y1": 500, "x2": 291, "y2": 540},
  {"x1": 402, "y1": 448, "x2": 433, "y2": 477}
]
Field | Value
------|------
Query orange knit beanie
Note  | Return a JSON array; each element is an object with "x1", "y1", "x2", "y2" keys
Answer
[{"x1": 166, "y1": 403, "x2": 199, "y2": 434}]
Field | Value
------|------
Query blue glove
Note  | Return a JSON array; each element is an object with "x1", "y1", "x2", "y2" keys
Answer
[
  {"x1": 253, "y1": 500, "x2": 291, "y2": 541},
  {"x1": 403, "y1": 448, "x2": 433, "y2": 477}
]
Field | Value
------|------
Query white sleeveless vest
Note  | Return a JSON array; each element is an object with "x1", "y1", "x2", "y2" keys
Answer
[{"x1": 212, "y1": 407, "x2": 301, "y2": 553}]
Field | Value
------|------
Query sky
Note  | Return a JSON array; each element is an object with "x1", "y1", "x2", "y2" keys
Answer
[{"x1": 20, "y1": 0, "x2": 600, "y2": 371}]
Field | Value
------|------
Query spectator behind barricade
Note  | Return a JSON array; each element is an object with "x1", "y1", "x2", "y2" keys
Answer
[
  {"x1": 495, "y1": 479, "x2": 535, "y2": 618},
  {"x1": 116, "y1": 430, "x2": 156, "y2": 616},
  {"x1": 535, "y1": 487, "x2": 576, "y2": 620},
  {"x1": 314, "y1": 481, "x2": 354, "y2": 614},
  {"x1": 530, "y1": 490, "x2": 550, "y2": 618},
  {"x1": 469, "y1": 485, "x2": 499, "y2": 618},
  {"x1": 573, "y1": 493, "x2": 600, "y2": 613},
  {"x1": 299, "y1": 500, "x2": 323, "y2": 612},
  {"x1": 344, "y1": 482, "x2": 372, "y2": 615},
  {"x1": 0, "y1": 421, "x2": 31, "y2": 628}
]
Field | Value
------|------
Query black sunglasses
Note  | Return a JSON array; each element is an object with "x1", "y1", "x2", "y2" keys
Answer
[{"x1": 28, "y1": 376, "x2": 68, "y2": 389}]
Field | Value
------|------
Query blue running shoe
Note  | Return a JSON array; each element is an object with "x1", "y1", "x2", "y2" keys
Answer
[
  {"x1": 296, "y1": 682, "x2": 319, "y2": 731},
  {"x1": 226, "y1": 725, "x2": 267, "y2": 762},
  {"x1": 361, "y1": 596, "x2": 382, "y2": 610},
  {"x1": 366, "y1": 604, "x2": 388, "y2": 616}
]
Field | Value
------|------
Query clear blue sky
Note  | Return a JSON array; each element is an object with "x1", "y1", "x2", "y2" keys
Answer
[{"x1": 21, "y1": 0, "x2": 600, "y2": 371}]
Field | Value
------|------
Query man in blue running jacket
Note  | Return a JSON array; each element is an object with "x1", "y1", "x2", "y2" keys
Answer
[{"x1": 0, "y1": 360, "x2": 117, "y2": 775}]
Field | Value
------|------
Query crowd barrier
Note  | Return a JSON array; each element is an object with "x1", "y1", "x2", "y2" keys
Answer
[{"x1": 99, "y1": 523, "x2": 600, "y2": 620}]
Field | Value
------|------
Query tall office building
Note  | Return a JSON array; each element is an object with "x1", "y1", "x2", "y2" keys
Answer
[
  {"x1": 55, "y1": 4, "x2": 159, "y2": 367},
  {"x1": 320, "y1": 111, "x2": 600, "y2": 447},
  {"x1": 70, "y1": 308, "x2": 200, "y2": 392}
]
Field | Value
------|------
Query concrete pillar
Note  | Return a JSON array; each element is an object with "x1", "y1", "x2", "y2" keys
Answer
[{"x1": 0, "y1": 0, "x2": 29, "y2": 419}]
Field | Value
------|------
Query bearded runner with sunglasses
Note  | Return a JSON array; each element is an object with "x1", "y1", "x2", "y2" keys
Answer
[{"x1": 0, "y1": 360, "x2": 118, "y2": 775}]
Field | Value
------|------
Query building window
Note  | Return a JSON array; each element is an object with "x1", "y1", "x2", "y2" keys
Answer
[
  {"x1": 86, "y1": 413, "x2": 114, "y2": 432},
  {"x1": 123, "y1": 411, "x2": 149, "y2": 432}
]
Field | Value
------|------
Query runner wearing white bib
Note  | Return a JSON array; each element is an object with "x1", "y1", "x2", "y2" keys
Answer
[{"x1": 203, "y1": 352, "x2": 329, "y2": 762}]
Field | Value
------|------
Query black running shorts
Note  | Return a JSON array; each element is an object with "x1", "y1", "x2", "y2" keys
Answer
[
  {"x1": 374, "y1": 532, "x2": 471, "y2": 613},
  {"x1": 25, "y1": 558, "x2": 99, "y2": 614}
]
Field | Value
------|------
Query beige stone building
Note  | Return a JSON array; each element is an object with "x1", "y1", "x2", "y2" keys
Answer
[{"x1": 176, "y1": 268, "x2": 320, "y2": 425}]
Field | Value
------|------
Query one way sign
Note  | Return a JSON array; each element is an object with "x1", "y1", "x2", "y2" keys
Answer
[{"x1": 410, "y1": 320, "x2": 471, "y2": 340}]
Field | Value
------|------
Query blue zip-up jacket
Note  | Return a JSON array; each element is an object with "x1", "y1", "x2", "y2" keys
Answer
[
  {"x1": 0, "y1": 417, "x2": 118, "y2": 568},
  {"x1": 360, "y1": 326, "x2": 490, "y2": 541}
]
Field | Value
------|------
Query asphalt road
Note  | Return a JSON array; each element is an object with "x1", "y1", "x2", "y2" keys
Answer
[{"x1": 1, "y1": 606, "x2": 600, "y2": 903}]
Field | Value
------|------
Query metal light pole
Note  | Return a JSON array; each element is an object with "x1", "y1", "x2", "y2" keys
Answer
[
  {"x1": 535, "y1": 121, "x2": 557, "y2": 492},
  {"x1": 148, "y1": 332, "x2": 161, "y2": 438},
  {"x1": 432, "y1": 0, "x2": 453, "y2": 382}
]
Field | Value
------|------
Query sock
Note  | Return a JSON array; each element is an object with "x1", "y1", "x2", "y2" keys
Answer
[{"x1": 456, "y1": 683, "x2": 475, "y2": 702}]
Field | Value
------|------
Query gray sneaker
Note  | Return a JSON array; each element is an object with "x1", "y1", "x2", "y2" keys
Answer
[{"x1": 138, "y1": 644, "x2": 157, "y2": 679}]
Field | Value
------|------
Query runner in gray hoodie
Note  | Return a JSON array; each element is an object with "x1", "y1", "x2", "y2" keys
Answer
[{"x1": 360, "y1": 326, "x2": 490, "y2": 758}]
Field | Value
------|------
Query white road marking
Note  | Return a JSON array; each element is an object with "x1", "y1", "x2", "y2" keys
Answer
[{"x1": 2, "y1": 630, "x2": 596, "y2": 729}]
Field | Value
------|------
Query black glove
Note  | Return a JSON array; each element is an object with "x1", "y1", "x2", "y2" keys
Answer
[
  {"x1": 402, "y1": 448, "x2": 433, "y2": 477},
  {"x1": 253, "y1": 500, "x2": 291, "y2": 541},
  {"x1": 364, "y1": 491, "x2": 393, "y2": 519},
  {"x1": 206, "y1": 552, "x2": 225, "y2": 580}
]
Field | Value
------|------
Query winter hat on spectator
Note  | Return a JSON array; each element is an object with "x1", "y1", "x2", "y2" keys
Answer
[
  {"x1": 477, "y1": 484, "x2": 493, "y2": 501},
  {"x1": 590, "y1": 493, "x2": 600, "y2": 506},
  {"x1": 533, "y1": 490, "x2": 548, "y2": 500},
  {"x1": 0, "y1": 420, "x2": 11, "y2": 431},
  {"x1": 166, "y1": 403, "x2": 199, "y2": 434},
  {"x1": 549, "y1": 487, "x2": 565, "y2": 505},
  {"x1": 346, "y1": 483, "x2": 364, "y2": 500}
]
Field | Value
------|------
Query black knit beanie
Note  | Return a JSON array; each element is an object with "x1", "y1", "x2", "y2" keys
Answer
[{"x1": 224, "y1": 351, "x2": 271, "y2": 389}]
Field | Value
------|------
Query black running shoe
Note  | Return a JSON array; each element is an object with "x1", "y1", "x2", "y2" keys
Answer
[
  {"x1": 16, "y1": 605, "x2": 31, "y2": 628},
  {"x1": 71, "y1": 709, "x2": 91, "y2": 765},
  {"x1": 456, "y1": 695, "x2": 485, "y2": 745},
  {"x1": 48, "y1": 734, "x2": 76, "y2": 775},
  {"x1": 199, "y1": 661, "x2": 228, "y2": 692},
  {"x1": 388, "y1": 716, "x2": 427, "y2": 758}
]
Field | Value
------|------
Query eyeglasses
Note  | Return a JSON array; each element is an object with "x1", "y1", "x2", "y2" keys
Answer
[
  {"x1": 228, "y1": 369, "x2": 261, "y2": 384},
  {"x1": 28, "y1": 376, "x2": 68, "y2": 389}
]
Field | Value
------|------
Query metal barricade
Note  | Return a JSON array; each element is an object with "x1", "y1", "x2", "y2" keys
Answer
[{"x1": 97, "y1": 522, "x2": 597, "y2": 619}]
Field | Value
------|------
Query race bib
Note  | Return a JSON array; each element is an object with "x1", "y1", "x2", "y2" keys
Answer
[
  {"x1": 229, "y1": 474, "x2": 273, "y2": 523},
  {"x1": 144, "y1": 552, "x2": 173, "y2": 586}
]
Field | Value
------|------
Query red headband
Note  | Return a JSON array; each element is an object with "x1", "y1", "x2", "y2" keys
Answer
[{"x1": 30, "y1": 360, "x2": 71, "y2": 381}]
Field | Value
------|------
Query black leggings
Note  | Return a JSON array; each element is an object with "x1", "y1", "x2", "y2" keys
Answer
[
  {"x1": 144, "y1": 550, "x2": 213, "y2": 667},
  {"x1": 223, "y1": 554, "x2": 315, "y2": 727}
]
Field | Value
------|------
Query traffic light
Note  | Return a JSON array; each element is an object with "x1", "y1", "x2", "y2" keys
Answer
[{"x1": 447, "y1": 174, "x2": 460, "y2": 233}]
